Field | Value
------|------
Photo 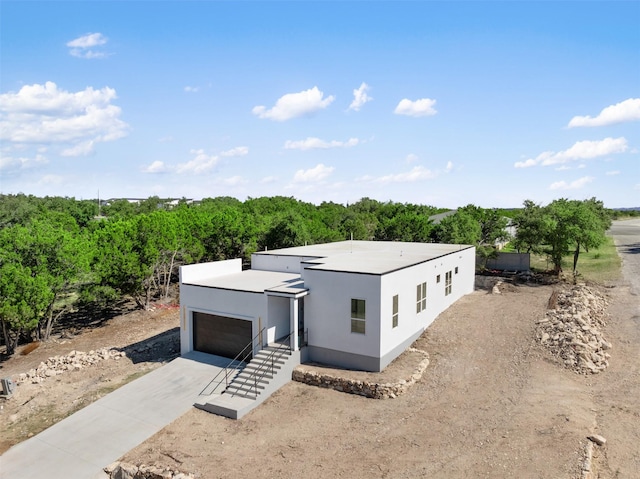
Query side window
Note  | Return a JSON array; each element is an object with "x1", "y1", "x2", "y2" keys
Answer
[
  {"x1": 416, "y1": 282, "x2": 426, "y2": 313},
  {"x1": 351, "y1": 298, "x2": 366, "y2": 334},
  {"x1": 436, "y1": 274, "x2": 441, "y2": 283},
  {"x1": 455, "y1": 266, "x2": 459, "y2": 274},
  {"x1": 392, "y1": 294, "x2": 399, "y2": 328}
]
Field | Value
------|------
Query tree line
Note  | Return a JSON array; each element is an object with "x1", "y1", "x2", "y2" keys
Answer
[{"x1": 0, "y1": 194, "x2": 611, "y2": 355}]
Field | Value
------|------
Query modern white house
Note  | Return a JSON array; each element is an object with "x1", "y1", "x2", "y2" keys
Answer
[{"x1": 180, "y1": 240, "x2": 475, "y2": 373}]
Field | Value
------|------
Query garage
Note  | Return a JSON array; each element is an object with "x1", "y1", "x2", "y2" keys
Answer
[{"x1": 192, "y1": 312, "x2": 253, "y2": 360}]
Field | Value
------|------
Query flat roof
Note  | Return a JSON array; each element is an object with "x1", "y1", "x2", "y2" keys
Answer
[
  {"x1": 255, "y1": 241, "x2": 473, "y2": 275},
  {"x1": 183, "y1": 269, "x2": 304, "y2": 294}
]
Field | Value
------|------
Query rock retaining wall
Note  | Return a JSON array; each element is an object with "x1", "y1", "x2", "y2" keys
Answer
[
  {"x1": 293, "y1": 348, "x2": 430, "y2": 399},
  {"x1": 14, "y1": 347, "x2": 127, "y2": 384},
  {"x1": 104, "y1": 461, "x2": 194, "y2": 479},
  {"x1": 537, "y1": 285, "x2": 610, "y2": 375}
]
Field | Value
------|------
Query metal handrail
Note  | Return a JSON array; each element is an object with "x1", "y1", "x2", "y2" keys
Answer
[
  {"x1": 228, "y1": 331, "x2": 293, "y2": 398},
  {"x1": 199, "y1": 327, "x2": 266, "y2": 396}
]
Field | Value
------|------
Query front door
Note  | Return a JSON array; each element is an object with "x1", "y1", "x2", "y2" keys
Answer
[{"x1": 297, "y1": 297, "x2": 305, "y2": 348}]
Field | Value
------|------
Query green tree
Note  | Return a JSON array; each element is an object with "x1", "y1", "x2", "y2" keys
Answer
[
  {"x1": 435, "y1": 210, "x2": 482, "y2": 244},
  {"x1": 0, "y1": 216, "x2": 90, "y2": 345},
  {"x1": 516, "y1": 198, "x2": 611, "y2": 274},
  {"x1": 261, "y1": 212, "x2": 312, "y2": 250},
  {"x1": 512, "y1": 200, "x2": 548, "y2": 254},
  {"x1": 0, "y1": 263, "x2": 52, "y2": 354}
]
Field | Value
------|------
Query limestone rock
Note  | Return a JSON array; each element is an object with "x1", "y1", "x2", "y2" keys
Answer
[
  {"x1": 536, "y1": 285, "x2": 610, "y2": 375},
  {"x1": 587, "y1": 434, "x2": 607, "y2": 446}
]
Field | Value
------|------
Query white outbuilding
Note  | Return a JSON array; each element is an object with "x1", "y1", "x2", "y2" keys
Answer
[{"x1": 180, "y1": 240, "x2": 475, "y2": 372}]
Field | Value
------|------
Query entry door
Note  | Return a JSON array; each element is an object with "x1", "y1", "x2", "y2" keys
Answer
[{"x1": 297, "y1": 297, "x2": 305, "y2": 348}]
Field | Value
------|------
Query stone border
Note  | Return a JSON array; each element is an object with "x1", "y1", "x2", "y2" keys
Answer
[
  {"x1": 104, "y1": 461, "x2": 194, "y2": 479},
  {"x1": 292, "y1": 348, "x2": 430, "y2": 399},
  {"x1": 14, "y1": 347, "x2": 127, "y2": 385}
]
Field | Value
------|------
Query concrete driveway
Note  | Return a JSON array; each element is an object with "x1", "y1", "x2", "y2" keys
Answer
[{"x1": 0, "y1": 351, "x2": 227, "y2": 479}]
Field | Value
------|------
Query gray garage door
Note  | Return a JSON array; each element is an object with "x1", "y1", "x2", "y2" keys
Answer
[{"x1": 193, "y1": 312, "x2": 253, "y2": 360}]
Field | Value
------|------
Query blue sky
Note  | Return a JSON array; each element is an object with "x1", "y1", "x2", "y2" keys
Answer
[{"x1": 1, "y1": 1, "x2": 638, "y2": 208}]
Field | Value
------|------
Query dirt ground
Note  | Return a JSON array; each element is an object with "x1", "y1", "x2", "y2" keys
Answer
[
  {"x1": 0, "y1": 305, "x2": 181, "y2": 455},
  {"x1": 1, "y1": 277, "x2": 638, "y2": 478}
]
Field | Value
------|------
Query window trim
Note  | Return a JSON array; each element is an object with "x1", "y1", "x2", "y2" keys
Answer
[
  {"x1": 392, "y1": 294, "x2": 399, "y2": 328},
  {"x1": 351, "y1": 298, "x2": 366, "y2": 334},
  {"x1": 416, "y1": 282, "x2": 427, "y2": 313},
  {"x1": 445, "y1": 271, "x2": 452, "y2": 296}
]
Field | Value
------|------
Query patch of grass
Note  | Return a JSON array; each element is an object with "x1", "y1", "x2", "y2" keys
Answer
[
  {"x1": 574, "y1": 236, "x2": 621, "y2": 282},
  {"x1": 530, "y1": 236, "x2": 621, "y2": 283}
]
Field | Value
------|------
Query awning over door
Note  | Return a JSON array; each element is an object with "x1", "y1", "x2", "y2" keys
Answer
[{"x1": 193, "y1": 312, "x2": 252, "y2": 360}]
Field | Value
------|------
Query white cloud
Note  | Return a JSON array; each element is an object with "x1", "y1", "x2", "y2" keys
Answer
[
  {"x1": 555, "y1": 165, "x2": 571, "y2": 171},
  {"x1": 394, "y1": 98, "x2": 437, "y2": 117},
  {"x1": 142, "y1": 160, "x2": 170, "y2": 174},
  {"x1": 606, "y1": 170, "x2": 620, "y2": 176},
  {"x1": 348, "y1": 82, "x2": 372, "y2": 111},
  {"x1": 61, "y1": 140, "x2": 95, "y2": 157},
  {"x1": 514, "y1": 137, "x2": 628, "y2": 168},
  {"x1": 292, "y1": 163, "x2": 334, "y2": 183},
  {"x1": 548, "y1": 176, "x2": 594, "y2": 190},
  {"x1": 445, "y1": 161, "x2": 453, "y2": 172},
  {"x1": 359, "y1": 165, "x2": 437, "y2": 185},
  {"x1": 284, "y1": 137, "x2": 360, "y2": 151},
  {"x1": 176, "y1": 149, "x2": 219, "y2": 174},
  {"x1": 38, "y1": 174, "x2": 64, "y2": 186},
  {"x1": 260, "y1": 175, "x2": 278, "y2": 184},
  {"x1": 220, "y1": 146, "x2": 249, "y2": 157},
  {"x1": 0, "y1": 153, "x2": 47, "y2": 175},
  {"x1": 67, "y1": 33, "x2": 108, "y2": 59},
  {"x1": 405, "y1": 153, "x2": 419, "y2": 164},
  {"x1": 0, "y1": 82, "x2": 128, "y2": 157},
  {"x1": 223, "y1": 176, "x2": 247, "y2": 186},
  {"x1": 184, "y1": 86, "x2": 200, "y2": 93},
  {"x1": 252, "y1": 86, "x2": 335, "y2": 121},
  {"x1": 568, "y1": 98, "x2": 640, "y2": 128}
]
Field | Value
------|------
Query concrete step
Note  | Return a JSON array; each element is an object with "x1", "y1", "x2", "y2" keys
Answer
[
  {"x1": 243, "y1": 363, "x2": 279, "y2": 375},
  {"x1": 229, "y1": 376, "x2": 267, "y2": 390},
  {"x1": 235, "y1": 371, "x2": 271, "y2": 384},
  {"x1": 224, "y1": 384, "x2": 260, "y2": 399},
  {"x1": 253, "y1": 353, "x2": 287, "y2": 364}
]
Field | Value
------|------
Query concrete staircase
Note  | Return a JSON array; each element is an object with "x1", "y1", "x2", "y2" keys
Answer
[
  {"x1": 224, "y1": 345, "x2": 289, "y2": 399},
  {"x1": 195, "y1": 345, "x2": 301, "y2": 419}
]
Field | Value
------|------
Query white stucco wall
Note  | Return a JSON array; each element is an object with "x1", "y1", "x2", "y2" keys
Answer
[
  {"x1": 252, "y1": 253, "x2": 319, "y2": 273},
  {"x1": 302, "y1": 269, "x2": 382, "y2": 359},
  {"x1": 379, "y1": 246, "x2": 475, "y2": 358},
  {"x1": 179, "y1": 284, "x2": 266, "y2": 355},
  {"x1": 266, "y1": 295, "x2": 290, "y2": 344},
  {"x1": 180, "y1": 258, "x2": 241, "y2": 284}
]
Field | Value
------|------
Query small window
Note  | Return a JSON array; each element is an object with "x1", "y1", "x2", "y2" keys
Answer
[
  {"x1": 416, "y1": 282, "x2": 427, "y2": 313},
  {"x1": 351, "y1": 298, "x2": 366, "y2": 334},
  {"x1": 392, "y1": 295, "x2": 399, "y2": 328},
  {"x1": 455, "y1": 266, "x2": 459, "y2": 274},
  {"x1": 436, "y1": 274, "x2": 441, "y2": 284},
  {"x1": 445, "y1": 271, "x2": 452, "y2": 296}
]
